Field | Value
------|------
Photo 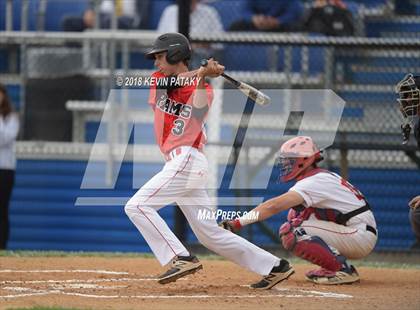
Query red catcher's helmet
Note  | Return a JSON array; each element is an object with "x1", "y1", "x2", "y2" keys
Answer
[{"x1": 277, "y1": 136, "x2": 322, "y2": 182}]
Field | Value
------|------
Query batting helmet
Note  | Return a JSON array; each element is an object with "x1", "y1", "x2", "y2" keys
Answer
[
  {"x1": 145, "y1": 32, "x2": 192, "y2": 65},
  {"x1": 276, "y1": 136, "x2": 323, "y2": 182}
]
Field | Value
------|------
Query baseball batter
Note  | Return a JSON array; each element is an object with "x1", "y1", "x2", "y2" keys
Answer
[
  {"x1": 221, "y1": 136, "x2": 378, "y2": 285},
  {"x1": 124, "y1": 33, "x2": 293, "y2": 289}
]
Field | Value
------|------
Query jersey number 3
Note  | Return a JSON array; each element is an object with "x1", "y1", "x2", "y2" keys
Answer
[{"x1": 172, "y1": 119, "x2": 185, "y2": 136}]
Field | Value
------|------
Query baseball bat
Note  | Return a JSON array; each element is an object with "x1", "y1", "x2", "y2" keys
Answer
[{"x1": 200, "y1": 59, "x2": 271, "y2": 106}]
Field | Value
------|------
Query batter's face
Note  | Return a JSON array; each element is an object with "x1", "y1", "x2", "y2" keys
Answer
[{"x1": 154, "y1": 52, "x2": 176, "y2": 76}]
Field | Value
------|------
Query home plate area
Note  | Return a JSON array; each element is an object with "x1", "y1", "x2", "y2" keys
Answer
[
  {"x1": 0, "y1": 257, "x2": 419, "y2": 310},
  {"x1": 0, "y1": 269, "x2": 352, "y2": 300}
]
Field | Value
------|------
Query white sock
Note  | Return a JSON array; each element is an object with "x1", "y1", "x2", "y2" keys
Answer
[{"x1": 178, "y1": 251, "x2": 190, "y2": 257}]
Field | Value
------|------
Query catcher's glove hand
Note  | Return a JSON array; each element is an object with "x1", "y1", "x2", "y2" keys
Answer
[{"x1": 219, "y1": 219, "x2": 241, "y2": 233}]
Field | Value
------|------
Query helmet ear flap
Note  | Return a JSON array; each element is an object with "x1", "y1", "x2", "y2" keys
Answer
[
  {"x1": 165, "y1": 47, "x2": 180, "y2": 65},
  {"x1": 166, "y1": 41, "x2": 191, "y2": 64}
]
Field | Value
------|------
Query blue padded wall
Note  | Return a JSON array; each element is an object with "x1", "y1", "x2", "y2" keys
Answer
[
  {"x1": 8, "y1": 159, "x2": 419, "y2": 252},
  {"x1": 9, "y1": 160, "x2": 165, "y2": 252}
]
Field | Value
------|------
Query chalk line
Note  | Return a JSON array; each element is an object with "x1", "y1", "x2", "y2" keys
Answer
[
  {"x1": 0, "y1": 277, "x2": 160, "y2": 285},
  {"x1": 0, "y1": 269, "x2": 129, "y2": 275}
]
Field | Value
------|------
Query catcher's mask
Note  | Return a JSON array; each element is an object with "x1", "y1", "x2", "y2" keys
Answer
[
  {"x1": 276, "y1": 136, "x2": 323, "y2": 182},
  {"x1": 395, "y1": 73, "x2": 420, "y2": 144}
]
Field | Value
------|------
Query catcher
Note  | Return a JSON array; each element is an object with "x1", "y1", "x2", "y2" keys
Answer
[{"x1": 221, "y1": 136, "x2": 378, "y2": 285}]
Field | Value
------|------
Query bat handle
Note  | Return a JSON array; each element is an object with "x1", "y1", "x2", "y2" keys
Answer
[
  {"x1": 221, "y1": 73, "x2": 240, "y2": 87},
  {"x1": 200, "y1": 59, "x2": 240, "y2": 87}
]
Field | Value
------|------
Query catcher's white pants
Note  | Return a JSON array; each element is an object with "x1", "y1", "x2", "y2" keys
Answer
[
  {"x1": 125, "y1": 146, "x2": 280, "y2": 275},
  {"x1": 300, "y1": 215, "x2": 377, "y2": 259}
]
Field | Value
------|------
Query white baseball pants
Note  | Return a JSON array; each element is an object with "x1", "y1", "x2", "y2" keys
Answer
[
  {"x1": 125, "y1": 146, "x2": 280, "y2": 275},
  {"x1": 300, "y1": 215, "x2": 377, "y2": 259}
]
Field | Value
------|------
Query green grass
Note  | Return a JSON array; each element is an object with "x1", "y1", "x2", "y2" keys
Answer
[{"x1": 1, "y1": 250, "x2": 420, "y2": 269}]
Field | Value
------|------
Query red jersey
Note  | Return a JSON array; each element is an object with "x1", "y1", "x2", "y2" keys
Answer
[{"x1": 148, "y1": 71, "x2": 213, "y2": 154}]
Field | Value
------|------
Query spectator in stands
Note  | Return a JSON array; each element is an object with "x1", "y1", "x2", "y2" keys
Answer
[
  {"x1": 0, "y1": 84, "x2": 19, "y2": 250},
  {"x1": 62, "y1": 0, "x2": 150, "y2": 31},
  {"x1": 303, "y1": 0, "x2": 355, "y2": 36},
  {"x1": 229, "y1": 0, "x2": 304, "y2": 32},
  {"x1": 157, "y1": 0, "x2": 224, "y2": 68},
  {"x1": 409, "y1": 196, "x2": 420, "y2": 250}
]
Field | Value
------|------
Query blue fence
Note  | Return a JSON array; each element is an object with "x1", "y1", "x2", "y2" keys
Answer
[{"x1": 8, "y1": 159, "x2": 417, "y2": 252}]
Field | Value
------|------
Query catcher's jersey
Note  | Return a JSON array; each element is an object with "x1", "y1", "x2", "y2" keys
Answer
[
  {"x1": 289, "y1": 170, "x2": 376, "y2": 228},
  {"x1": 148, "y1": 71, "x2": 213, "y2": 154}
]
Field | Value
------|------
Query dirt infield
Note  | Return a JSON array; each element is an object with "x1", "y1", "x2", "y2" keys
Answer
[{"x1": 0, "y1": 256, "x2": 419, "y2": 310}]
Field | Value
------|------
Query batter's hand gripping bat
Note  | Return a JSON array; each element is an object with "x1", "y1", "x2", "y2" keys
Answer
[{"x1": 200, "y1": 59, "x2": 271, "y2": 106}]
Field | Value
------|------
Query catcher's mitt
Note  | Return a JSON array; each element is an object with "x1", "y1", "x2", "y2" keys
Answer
[{"x1": 219, "y1": 220, "x2": 241, "y2": 233}]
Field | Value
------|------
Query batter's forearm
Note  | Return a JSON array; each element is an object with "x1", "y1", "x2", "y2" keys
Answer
[
  {"x1": 177, "y1": 69, "x2": 199, "y2": 80},
  {"x1": 177, "y1": 70, "x2": 209, "y2": 108},
  {"x1": 192, "y1": 73, "x2": 209, "y2": 109}
]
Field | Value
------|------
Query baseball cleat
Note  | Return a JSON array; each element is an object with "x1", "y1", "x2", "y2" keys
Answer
[
  {"x1": 157, "y1": 255, "x2": 203, "y2": 284},
  {"x1": 250, "y1": 260, "x2": 295, "y2": 290},
  {"x1": 305, "y1": 265, "x2": 360, "y2": 285}
]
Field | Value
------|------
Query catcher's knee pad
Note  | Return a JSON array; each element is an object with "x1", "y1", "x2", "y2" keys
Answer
[{"x1": 292, "y1": 236, "x2": 344, "y2": 272}]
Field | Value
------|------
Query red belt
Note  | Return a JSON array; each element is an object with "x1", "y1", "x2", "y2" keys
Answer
[{"x1": 164, "y1": 146, "x2": 203, "y2": 161}]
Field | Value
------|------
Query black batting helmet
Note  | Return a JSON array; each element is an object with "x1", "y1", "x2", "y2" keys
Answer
[{"x1": 146, "y1": 32, "x2": 191, "y2": 65}]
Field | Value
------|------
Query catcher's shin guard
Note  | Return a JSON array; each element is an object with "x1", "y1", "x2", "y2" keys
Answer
[
  {"x1": 293, "y1": 236, "x2": 344, "y2": 271},
  {"x1": 279, "y1": 223, "x2": 344, "y2": 272}
]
